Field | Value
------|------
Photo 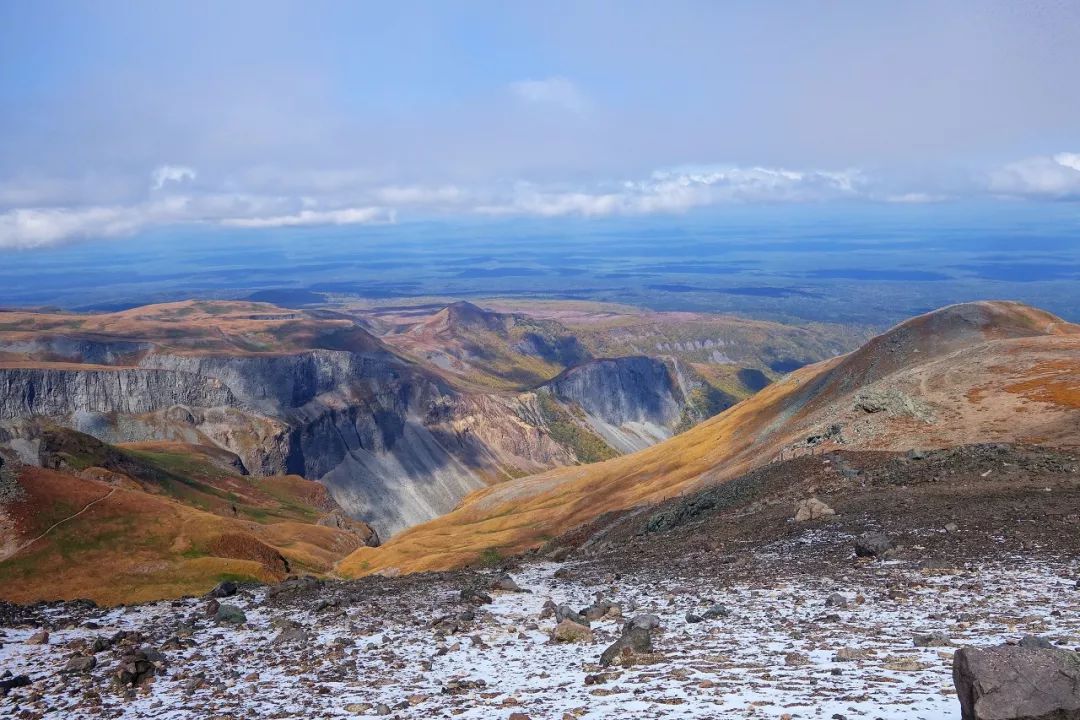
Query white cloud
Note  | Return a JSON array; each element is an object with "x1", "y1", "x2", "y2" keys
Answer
[
  {"x1": 15, "y1": 153, "x2": 1080, "y2": 248},
  {"x1": 150, "y1": 165, "x2": 197, "y2": 190},
  {"x1": 509, "y1": 77, "x2": 588, "y2": 114},
  {"x1": 477, "y1": 165, "x2": 864, "y2": 218},
  {"x1": 221, "y1": 207, "x2": 393, "y2": 228},
  {"x1": 988, "y1": 152, "x2": 1080, "y2": 199}
]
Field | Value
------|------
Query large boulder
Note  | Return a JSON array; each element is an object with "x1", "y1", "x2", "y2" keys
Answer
[
  {"x1": 551, "y1": 619, "x2": 593, "y2": 644},
  {"x1": 953, "y1": 645, "x2": 1080, "y2": 720},
  {"x1": 854, "y1": 532, "x2": 893, "y2": 558},
  {"x1": 793, "y1": 497, "x2": 835, "y2": 522},
  {"x1": 600, "y1": 626, "x2": 654, "y2": 667}
]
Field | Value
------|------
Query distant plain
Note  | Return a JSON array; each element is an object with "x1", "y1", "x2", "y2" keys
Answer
[{"x1": 3, "y1": 203, "x2": 1078, "y2": 327}]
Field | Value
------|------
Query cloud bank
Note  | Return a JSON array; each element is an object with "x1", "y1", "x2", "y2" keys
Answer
[
  {"x1": 0, "y1": 153, "x2": 1077, "y2": 248},
  {"x1": 988, "y1": 153, "x2": 1080, "y2": 199}
]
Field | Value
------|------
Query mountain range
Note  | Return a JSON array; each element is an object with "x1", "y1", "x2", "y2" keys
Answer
[{"x1": 0, "y1": 297, "x2": 863, "y2": 602}]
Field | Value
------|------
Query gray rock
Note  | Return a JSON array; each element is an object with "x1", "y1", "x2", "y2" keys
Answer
[
  {"x1": 214, "y1": 604, "x2": 247, "y2": 625},
  {"x1": 61, "y1": 655, "x2": 96, "y2": 674},
  {"x1": 273, "y1": 627, "x2": 311, "y2": 645},
  {"x1": 0, "y1": 674, "x2": 30, "y2": 697},
  {"x1": 914, "y1": 631, "x2": 954, "y2": 647},
  {"x1": 702, "y1": 604, "x2": 729, "y2": 619},
  {"x1": 490, "y1": 574, "x2": 524, "y2": 593},
  {"x1": 625, "y1": 613, "x2": 661, "y2": 632},
  {"x1": 945, "y1": 522, "x2": 960, "y2": 534},
  {"x1": 953, "y1": 645, "x2": 1080, "y2": 720},
  {"x1": 600, "y1": 626, "x2": 652, "y2": 667},
  {"x1": 1018, "y1": 635, "x2": 1055, "y2": 650},
  {"x1": 826, "y1": 593, "x2": 848, "y2": 608},
  {"x1": 854, "y1": 532, "x2": 893, "y2": 557},
  {"x1": 460, "y1": 586, "x2": 493, "y2": 605},
  {"x1": 685, "y1": 612, "x2": 704, "y2": 623},
  {"x1": 555, "y1": 605, "x2": 589, "y2": 627},
  {"x1": 208, "y1": 580, "x2": 237, "y2": 598}
]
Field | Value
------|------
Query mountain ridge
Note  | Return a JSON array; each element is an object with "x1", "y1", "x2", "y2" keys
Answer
[{"x1": 339, "y1": 300, "x2": 1080, "y2": 576}]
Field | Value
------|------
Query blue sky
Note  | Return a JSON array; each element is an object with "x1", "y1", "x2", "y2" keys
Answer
[{"x1": 1, "y1": 1, "x2": 1079, "y2": 248}]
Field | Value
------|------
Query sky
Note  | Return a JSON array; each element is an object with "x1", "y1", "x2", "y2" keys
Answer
[{"x1": 1, "y1": 0, "x2": 1080, "y2": 249}]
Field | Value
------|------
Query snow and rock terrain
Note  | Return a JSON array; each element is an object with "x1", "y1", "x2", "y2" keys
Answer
[{"x1": 3, "y1": 521, "x2": 1078, "y2": 719}]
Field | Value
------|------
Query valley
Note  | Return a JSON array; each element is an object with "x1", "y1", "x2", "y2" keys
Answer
[
  {"x1": 1, "y1": 297, "x2": 1078, "y2": 720},
  {"x1": 0, "y1": 297, "x2": 862, "y2": 602}
]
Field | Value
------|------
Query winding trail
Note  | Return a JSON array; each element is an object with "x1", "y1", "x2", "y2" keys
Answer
[{"x1": 2, "y1": 487, "x2": 117, "y2": 561}]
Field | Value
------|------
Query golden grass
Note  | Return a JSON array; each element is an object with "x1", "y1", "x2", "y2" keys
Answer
[
  {"x1": 0, "y1": 464, "x2": 362, "y2": 605},
  {"x1": 1005, "y1": 359, "x2": 1080, "y2": 408},
  {"x1": 340, "y1": 303, "x2": 1080, "y2": 578}
]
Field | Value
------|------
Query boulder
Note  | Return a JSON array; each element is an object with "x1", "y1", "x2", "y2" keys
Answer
[
  {"x1": 551, "y1": 619, "x2": 593, "y2": 644},
  {"x1": 854, "y1": 533, "x2": 893, "y2": 558},
  {"x1": 625, "y1": 613, "x2": 661, "y2": 632},
  {"x1": 459, "y1": 586, "x2": 493, "y2": 605},
  {"x1": 555, "y1": 605, "x2": 589, "y2": 627},
  {"x1": 61, "y1": 655, "x2": 96, "y2": 674},
  {"x1": 794, "y1": 497, "x2": 835, "y2": 522},
  {"x1": 914, "y1": 631, "x2": 954, "y2": 647},
  {"x1": 834, "y1": 647, "x2": 870, "y2": 662},
  {"x1": 599, "y1": 626, "x2": 652, "y2": 667},
  {"x1": 953, "y1": 645, "x2": 1080, "y2": 720},
  {"x1": 1018, "y1": 635, "x2": 1055, "y2": 650},
  {"x1": 825, "y1": 593, "x2": 848, "y2": 608},
  {"x1": 208, "y1": 580, "x2": 237, "y2": 599},
  {"x1": 115, "y1": 647, "x2": 166, "y2": 687},
  {"x1": 25, "y1": 629, "x2": 48, "y2": 645},
  {"x1": 0, "y1": 674, "x2": 30, "y2": 697},
  {"x1": 213, "y1": 604, "x2": 247, "y2": 625},
  {"x1": 702, "y1": 604, "x2": 730, "y2": 620},
  {"x1": 490, "y1": 574, "x2": 524, "y2": 593}
]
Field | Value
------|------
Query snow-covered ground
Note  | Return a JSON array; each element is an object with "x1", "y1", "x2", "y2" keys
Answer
[{"x1": 2, "y1": 554, "x2": 1078, "y2": 719}]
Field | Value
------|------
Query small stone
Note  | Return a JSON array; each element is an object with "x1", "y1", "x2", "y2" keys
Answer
[
  {"x1": 26, "y1": 629, "x2": 49, "y2": 645},
  {"x1": 826, "y1": 593, "x2": 848, "y2": 608}
]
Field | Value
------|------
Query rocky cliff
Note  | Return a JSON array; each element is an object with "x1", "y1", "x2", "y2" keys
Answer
[{"x1": 0, "y1": 303, "x2": 751, "y2": 537}]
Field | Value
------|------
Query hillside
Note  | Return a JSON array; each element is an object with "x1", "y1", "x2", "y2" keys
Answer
[
  {"x1": 0, "y1": 299, "x2": 860, "y2": 537},
  {"x1": 339, "y1": 301, "x2": 1080, "y2": 576},
  {"x1": 0, "y1": 427, "x2": 377, "y2": 605}
]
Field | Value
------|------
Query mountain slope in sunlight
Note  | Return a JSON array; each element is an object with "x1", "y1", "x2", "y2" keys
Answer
[{"x1": 339, "y1": 301, "x2": 1080, "y2": 576}]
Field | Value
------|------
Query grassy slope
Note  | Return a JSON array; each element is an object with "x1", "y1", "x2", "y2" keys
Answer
[
  {"x1": 0, "y1": 438, "x2": 366, "y2": 605},
  {"x1": 339, "y1": 302, "x2": 1080, "y2": 577}
]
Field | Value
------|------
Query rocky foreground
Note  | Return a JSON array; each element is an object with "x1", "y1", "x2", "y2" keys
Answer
[{"x1": 2, "y1": 519, "x2": 1079, "y2": 720}]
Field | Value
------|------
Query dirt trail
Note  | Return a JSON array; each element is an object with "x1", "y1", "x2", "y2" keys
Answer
[{"x1": 1, "y1": 487, "x2": 116, "y2": 561}]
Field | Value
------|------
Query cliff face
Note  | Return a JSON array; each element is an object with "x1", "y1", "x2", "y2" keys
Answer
[
  {"x1": 0, "y1": 307, "x2": 739, "y2": 537},
  {"x1": 0, "y1": 367, "x2": 238, "y2": 418},
  {"x1": 0, "y1": 348, "x2": 715, "y2": 536},
  {"x1": 542, "y1": 356, "x2": 686, "y2": 452}
]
